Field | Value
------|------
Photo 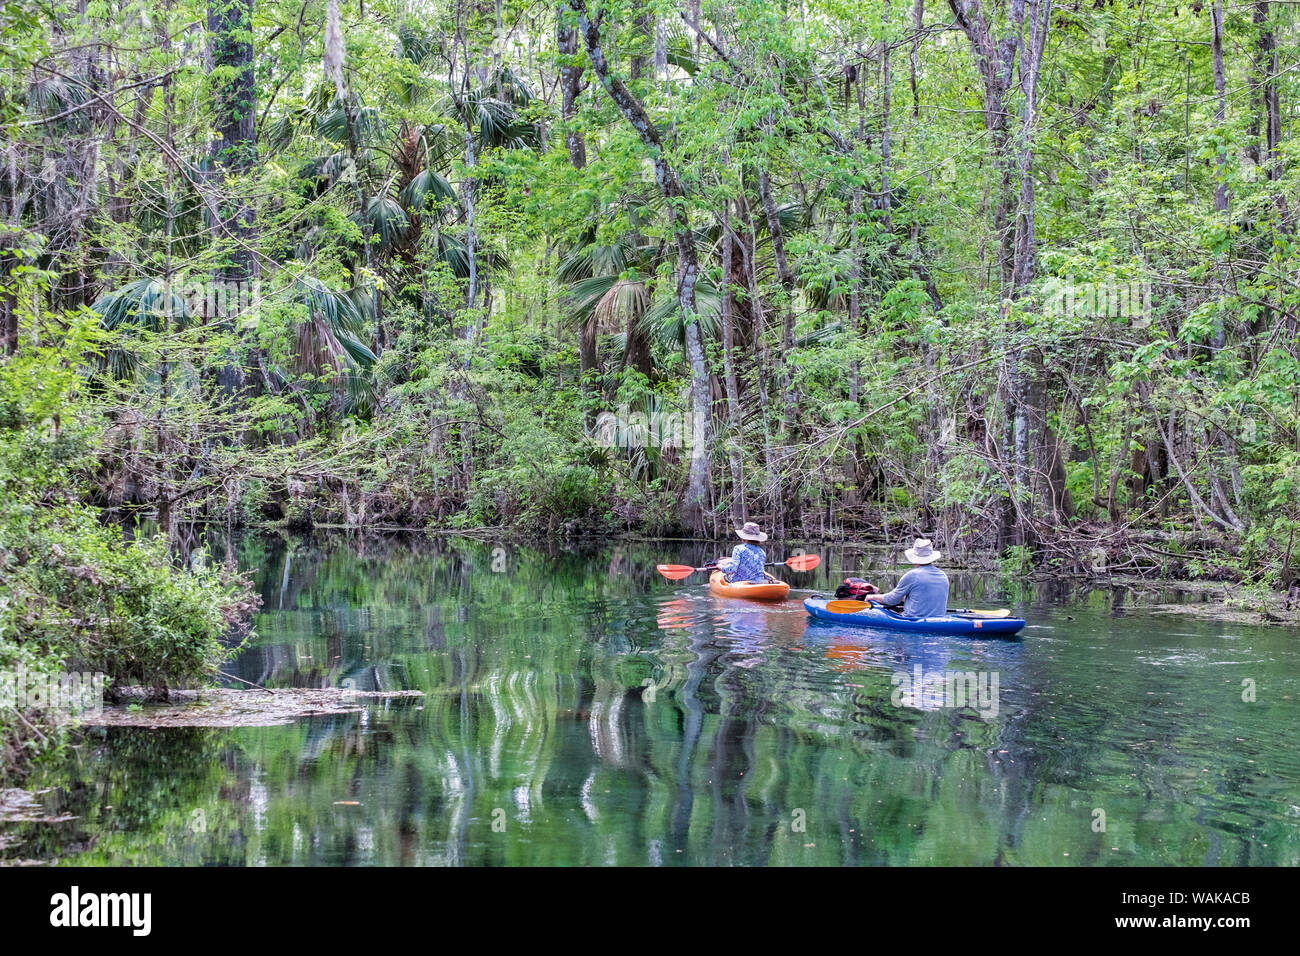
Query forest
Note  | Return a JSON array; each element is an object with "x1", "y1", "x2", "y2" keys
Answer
[{"x1": 2, "y1": 0, "x2": 1299, "y2": 766}]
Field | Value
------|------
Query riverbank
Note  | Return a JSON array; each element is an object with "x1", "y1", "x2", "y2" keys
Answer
[
  {"x1": 0, "y1": 331, "x2": 263, "y2": 785},
  {"x1": 1113, "y1": 578, "x2": 1300, "y2": 627},
  {"x1": 0, "y1": 533, "x2": 259, "y2": 783}
]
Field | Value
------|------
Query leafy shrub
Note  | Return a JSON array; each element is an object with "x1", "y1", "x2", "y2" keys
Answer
[{"x1": 1, "y1": 320, "x2": 253, "y2": 780}]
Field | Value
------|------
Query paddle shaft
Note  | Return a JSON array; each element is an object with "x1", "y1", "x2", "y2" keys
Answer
[
  {"x1": 718, "y1": 557, "x2": 819, "y2": 571},
  {"x1": 657, "y1": 554, "x2": 820, "y2": 578},
  {"x1": 825, "y1": 598, "x2": 1011, "y2": 618}
]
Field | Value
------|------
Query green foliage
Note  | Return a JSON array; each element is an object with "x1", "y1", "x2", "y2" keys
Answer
[
  {"x1": 998, "y1": 545, "x2": 1035, "y2": 579},
  {"x1": 0, "y1": 317, "x2": 250, "y2": 779},
  {"x1": 2, "y1": 0, "x2": 1299, "y2": 584}
]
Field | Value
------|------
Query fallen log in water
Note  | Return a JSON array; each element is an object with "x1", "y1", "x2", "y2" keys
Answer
[{"x1": 81, "y1": 687, "x2": 424, "y2": 729}]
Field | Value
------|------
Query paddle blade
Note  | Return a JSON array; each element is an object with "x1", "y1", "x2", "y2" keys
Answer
[
  {"x1": 656, "y1": 564, "x2": 698, "y2": 581},
  {"x1": 784, "y1": 553, "x2": 821, "y2": 571},
  {"x1": 826, "y1": 599, "x2": 874, "y2": 614},
  {"x1": 951, "y1": 608, "x2": 1011, "y2": 619}
]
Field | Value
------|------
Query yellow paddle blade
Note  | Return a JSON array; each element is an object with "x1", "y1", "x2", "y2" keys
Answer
[
  {"x1": 950, "y1": 608, "x2": 1012, "y2": 618},
  {"x1": 826, "y1": 599, "x2": 875, "y2": 614}
]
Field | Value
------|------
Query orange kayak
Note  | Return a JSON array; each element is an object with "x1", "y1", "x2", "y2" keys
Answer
[{"x1": 709, "y1": 570, "x2": 790, "y2": 601}]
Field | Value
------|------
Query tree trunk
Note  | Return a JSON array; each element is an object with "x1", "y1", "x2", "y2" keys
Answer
[
  {"x1": 1211, "y1": 1, "x2": 1229, "y2": 219},
  {"x1": 558, "y1": 5, "x2": 602, "y2": 422},
  {"x1": 880, "y1": 0, "x2": 893, "y2": 230},
  {"x1": 948, "y1": 0, "x2": 1024, "y2": 290},
  {"x1": 910, "y1": 0, "x2": 924, "y2": 119},
  {"x1": 951, "y1": 0, "x2": 1047, "y2": 544},
  {"x1": 620, "y1": 6, "x2": 655, "y2": 385},
  {"x1": 720, "y1": 190, "x2": 746, "y2": 525},
  {"x1": 326, "y1": 0, "x2": 380, "y2": 349},
  {"x1": 757, "y1": 158, "x2": 801, "y2": 532},
  {"x1": 0, "y1": 242, "x2": 16, "y2": 355},
  {"x1": 208, "y1": 0, "x2": 258, "y2": 399},
  {"x1": 1253, "y1": 2, "x2": 1285, "y2": 229},
  {"x1": 1012, "y1": 0, "x2": 1070, "y2": 533},
  {"x1": 557, "y1": 7, "x2": 587, "y2": 169},
  {"x1": 569, "y1": 0, "x2": 712, "y2": 532},
  {"x1": 208, "y1": 0, "x2": 258, "y2": 281},
  {"x1": 1206, "y1": 1, "x2": 1245, "y2": 531}
]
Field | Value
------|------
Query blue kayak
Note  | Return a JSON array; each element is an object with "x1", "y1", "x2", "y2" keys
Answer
[{"x1": 803, "y1": 597, "x2": 1026, "y2": 638}]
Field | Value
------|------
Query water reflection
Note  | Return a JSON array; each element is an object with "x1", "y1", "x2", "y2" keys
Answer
[{"x1": 5, "y1": 533, "x2": 1299, "y2": 866}]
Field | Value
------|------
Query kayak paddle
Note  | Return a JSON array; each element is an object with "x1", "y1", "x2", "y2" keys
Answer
[
  {"x1": 772, "y1": 553, "x2": 821, "y2": 572},
  {"x1": 656, "y1": 553, "x2": 821, "y2": 581},
  {"x1": 825, "y1": 599, "x2": 1011, "y2": 618}
]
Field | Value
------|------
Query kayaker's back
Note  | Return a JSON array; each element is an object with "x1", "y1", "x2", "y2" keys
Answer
[
  {"x1": 719, "y1": 542, "x2": 768, "y2": 582},
  {"x1": 876, "y1": 564, "x2": 949, "y2": 619}
]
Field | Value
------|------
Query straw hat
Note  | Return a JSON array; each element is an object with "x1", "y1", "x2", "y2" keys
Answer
[
  {"x1": 736, "y1": 522, "x2": 768, "y2": 542},
  {"x1": 904, "y1": 538, "x2": 942, "y2": 564}
]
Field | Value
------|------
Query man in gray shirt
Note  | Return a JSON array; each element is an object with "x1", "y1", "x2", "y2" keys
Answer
[{"x1": 869, "y1": 538, "x2": 950, "y2": 618}]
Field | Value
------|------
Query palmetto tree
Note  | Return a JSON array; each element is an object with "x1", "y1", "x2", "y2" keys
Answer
[
  {"x1": 559, "y1": 227, "x2": 657, "y2": 389},
  {"x1": 91, "y1": 273, "x2": 373, "y2": 370},
  {"x1": 271, "y1": 27, "x2": 538, "y2": 327},
  {"x1": 92, "y1": 278, "x2": 191, "y2": 381}
]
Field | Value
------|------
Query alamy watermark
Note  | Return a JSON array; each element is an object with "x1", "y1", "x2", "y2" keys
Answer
[
  {"x1": 180, "y1": 279, "x2": 263, "y2": 323},
  {"x1": 592, "y1": 405, "x2": 695, "y2": 453},
  {"x1": 105, "y1": 278, "x2": 265, "y2": 324},
  {"x1": 0, "y1": 667, "x2": 105, "y2": 716},
  {"x1": 1044, "y1": 277, "x2": 1152, "y2": 326},
  {"x1": 49, "y1": 886, "x2": 151, "y2": 936},
  {"x1": 891, "y1": 665, "x2": 999, "y2": 718}
]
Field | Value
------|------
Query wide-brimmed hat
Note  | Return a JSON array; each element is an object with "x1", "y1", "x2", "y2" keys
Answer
[
  {"x1": 736, "y1": 522, "x2": 768, "y2": 542},
  {"x1": 904, "y1": 538, "x2": 942, "y2": 564}
]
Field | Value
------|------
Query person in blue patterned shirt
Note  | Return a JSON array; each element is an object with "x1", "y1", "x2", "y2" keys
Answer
[{"x1": 715, "y1": 522, "x2": 769, "y2": 582}]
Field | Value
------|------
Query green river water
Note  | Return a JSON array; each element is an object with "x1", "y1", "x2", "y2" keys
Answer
[{"x1": 5, "y1": 535, "x2": 1299, "y2": 866}]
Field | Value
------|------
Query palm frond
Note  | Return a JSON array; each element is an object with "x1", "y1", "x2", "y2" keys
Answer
[
  {"x1": 472, "y1": 96, "x2": 540, "y2": 150},
  {"x1": 397, "y1": 23, "x2": 439, "y2": 65},
  {"x1": 291, "y1": 276, "x2": 367, "y2": 337},
  {"x1": 93, "y1": 278, "x2": 191, "y2": 332},
  {"x1": 417, "y1": 123, "x2": 457, "y2": 167},
  {"x1": 401, "y1": 168, "x2": 457, "y2": 216},
  {"x1": 495, "y1": 66, "x2": 536, "y2": 109},
  {"x1": 284, "y1": 278, "x2": 378, "y2": 387},
  {"x1": 359, "y1": 193, "x2": 410, "y2": 250},
  {"x1": 27, "y1": 75, "x2": 91, "y2": 131},
  {"x1": 431, "y1": 232, "x2": 511, "y2": 279},
  {"x1": 436, "y1": 231, "x2": 471, "y2": 279},
  {"x1": 557, "y1": 233, "x2": 635, "y2": 283},
  {"x1": 563, "y1": 273, "x2": 653, "y2": 336},
  {"x1": 340, "y1": 367, "x2": 377, "y2": 419},
  {"x1": 796, "y1": 321, "x2": 845, "y2": 348},
  {"x1": 336, "y1": 330, "x2": 378, "y2": 367},
  {"x1": 317, "y1": 101, "x2": 382, "y2": 146},
  {"x1": 643, "y1": 276, "x2": 722, "y2": 348},
  {"x1": 593, "y1": 278, "x2": 650, "y2": 335}
]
